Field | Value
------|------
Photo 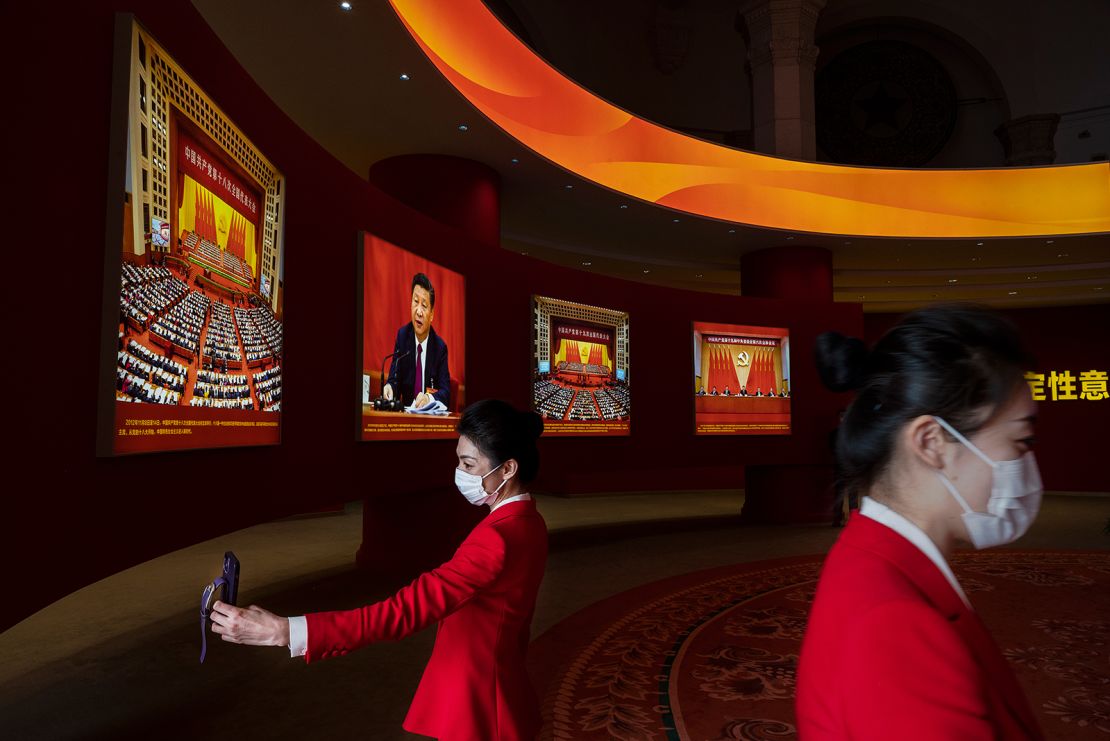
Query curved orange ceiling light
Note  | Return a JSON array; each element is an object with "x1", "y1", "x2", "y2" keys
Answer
[{"x1": 387, "y1": 0, "x2": 1110, "y2": 239}]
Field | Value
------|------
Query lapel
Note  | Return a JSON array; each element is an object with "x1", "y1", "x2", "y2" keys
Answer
[
  {"x1": 397, "y1": 323, "x2": 414, "y2": 374},
  {"x1": 842, "y1": 514, "x2": 1042, "y2": 738},
  {"x1": 425, "y1": 327, "x2": 440, "y2": 368}
]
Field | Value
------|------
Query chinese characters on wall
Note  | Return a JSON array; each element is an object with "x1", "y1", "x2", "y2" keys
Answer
[
  {"x1": 184, "y1": 144, "x2": 258, "y2": 216},
  {"x1": 555, "y1": 326, "x2": 611, "y2": 342},
  {"x1": 1025, "y1": 371, "x2": 1109, "y2": 401}
]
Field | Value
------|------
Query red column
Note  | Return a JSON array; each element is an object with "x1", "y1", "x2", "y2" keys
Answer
[
  {"x1": 740, "y1": 245, "x2": 837, "y2": 524},
  {"x1": 740, "y1": 245, "x2": 832, "y2": 302},
  {"x1": 359, "y1": 155, "x2": 500, "y2": 576},
  {"x1": 368, "y1": 154, "x2": 501, "y2": 247}
]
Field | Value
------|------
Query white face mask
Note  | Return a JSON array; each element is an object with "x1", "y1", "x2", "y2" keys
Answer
[
  {"x1": 932, "y1": 416, "x2": 1043, "y2": 549},
  {"x1": 454, "y1": 462, "x2": 506, "y2": 506}
]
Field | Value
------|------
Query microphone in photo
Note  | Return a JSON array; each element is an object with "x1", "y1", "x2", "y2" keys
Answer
[{"x1": 374, "y1": 350, "x2": 410, "y2": 411}]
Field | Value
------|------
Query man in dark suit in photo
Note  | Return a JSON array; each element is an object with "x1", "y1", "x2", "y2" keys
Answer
[{"x1": 383, "y1": 272, "x2": 451, "y2": 409}]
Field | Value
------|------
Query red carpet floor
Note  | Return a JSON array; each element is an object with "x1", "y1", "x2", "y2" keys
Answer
[{"x1": 528, "y1": 551, "x2": 1110, "y2": 740}]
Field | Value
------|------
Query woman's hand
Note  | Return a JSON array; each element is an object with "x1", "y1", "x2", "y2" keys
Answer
[{"x1": 210, "y1": 601, "x2": 290, "y2": 648}]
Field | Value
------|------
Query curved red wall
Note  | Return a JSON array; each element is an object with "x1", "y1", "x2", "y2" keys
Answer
[{"x1": 17, "y1": 0, "x2": 1056, "y2": 630}]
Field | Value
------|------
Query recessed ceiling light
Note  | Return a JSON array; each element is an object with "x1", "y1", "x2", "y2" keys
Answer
[
  {"x1": 886, "y1": 280, "x2": 892, "y2": 284},
  {"x1": 1009, "y1": 291, "x2": 1018, "y2": 295},
  {"x1": 581, "y1": 261, "x2": 592, "y2": 266},
  {"x1": 976, "y1": 242, "x2": 983, "y2": 246},
  {"x1": 971, "y1": 257, "x2": 979, "y2": 261},
  {"x1": 511, "y1": 158, "x2": 519, "y2": 164},
  {"x1": 948, "y1": 279, "x2": 958, "y2": 283},
  {"x1": 844, "y1": 241, "x2": 852, "y2": 245},
  {"x1": 520, "y1": 251, "x2": 528, "y2": 255},
  {"x1": 565, "y1": 184, "x2": 574, "y2": 189},
  {"x1": 728, "y1": 229, "x2": 736, "y2": 234},
  {"x1": 642, "y1": 269, "x2": 651, "y2": 274},
  {"x1": 1046, "y1": 239, "x2": 1055, "y2": 244},
  {"x1": 399, "y1": 73, "x2": 410, "y2": 81},
  {"x1": 619, "y1": 204, "x2": 628, "y2": 209},
  {"x1": 1096, "y1": 287, "x2": 1105, "y2": 291},
  {"x1": 457, "y1": 124, "x2": 469, "y2": 132},
  {"x1": 1057, "y1": 253, "x2": 1069, "y2": 258},
  {"x1": 786, "y1": 236, "x2": 794, "y2": 240},
  {"x1": 339, "y1": 1, "x2": 352, "y2": 10},
  {"x1": 696, "y1": 274, "x2": 703, "y2": 278}
]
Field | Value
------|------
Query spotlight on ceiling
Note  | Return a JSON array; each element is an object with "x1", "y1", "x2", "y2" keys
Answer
[
  {"x1": 672, "y1": 218, "x2": 680, "y2": 223},
  {"x1": 399, "y1": 73, "x2": 410, "y2": 81},
  {"x1": 457, "y1": 124, "x2": 469, "y2": 132},
  {"x1": 581, "y1": 261, "x2": 592, "y2": 266},
  {"x1": 340, "y1": 1, "x2": 352, "y2": 10},
  {"x1": 619, "y1": 204, "x2": 628, "y2": 209},
  {"x1": 510, "y1": 158, "x2": 519, "y2": 164},
  {"x1": 565, "y1": 184, "x2": 574, "y2": 189},
  {"x1": 642, "y1": 269, "x2": 651, "y2": 274}
]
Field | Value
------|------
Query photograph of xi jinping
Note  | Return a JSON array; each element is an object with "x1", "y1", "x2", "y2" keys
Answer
[{"x1": 382, "y1": 272, "x2": 451, "y2": 409}]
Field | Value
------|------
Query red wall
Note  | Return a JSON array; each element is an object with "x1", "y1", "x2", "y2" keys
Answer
[
  {"x1": 6, "y1": 0, "x2": 855, "y2": 630},
  {"x1": 865, "y1": 307, "x2": 1110, "y2": 493}
]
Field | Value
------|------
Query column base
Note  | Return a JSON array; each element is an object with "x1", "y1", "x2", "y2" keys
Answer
[{"x1": 741, "y1": 464, "x2": 836, "y2": 525}]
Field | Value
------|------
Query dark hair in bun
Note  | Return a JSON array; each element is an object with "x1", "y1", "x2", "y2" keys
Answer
[
  {"x1": 815, "y1": 304, "x2": 1032, "y2": 502},
  {"x1": 457, "y1": 399, "x2": 545, "y2": 483}
]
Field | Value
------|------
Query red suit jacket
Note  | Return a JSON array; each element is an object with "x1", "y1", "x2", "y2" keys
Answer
[
  {"x1": 796, "y1": 513, "x2": 1043, "y2": 740},
  {"x1": 304, "y1": 499, "x2": 548, "y2": 740}
]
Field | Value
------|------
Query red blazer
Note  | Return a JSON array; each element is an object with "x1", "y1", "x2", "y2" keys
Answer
[
  {"x1": 796, "y1": 512, "x2": 1043, "y2": 740},
  {"x1": 304, "y1": 499, "x2": 548, "y2": 740}
]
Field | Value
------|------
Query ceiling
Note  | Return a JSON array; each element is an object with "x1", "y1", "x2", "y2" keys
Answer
[{"x1": 190, "y1": 0, "x2": 1110, "y2": 312}]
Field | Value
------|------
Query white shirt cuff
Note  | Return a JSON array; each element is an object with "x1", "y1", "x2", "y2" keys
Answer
[{"x1": 287, "y1": 616, "x2": 308, "y2": 658}]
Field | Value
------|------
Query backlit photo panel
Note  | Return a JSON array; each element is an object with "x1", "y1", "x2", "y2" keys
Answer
[
  {"x1": 693, "y1": 322, "x2": 790, "y2": 435},
  {"x1": 532, "y1": 296, "x2": 630, "y2": 437},
  {"x1": 99, "y1": 19, "x2": 285, "y2": 455}
]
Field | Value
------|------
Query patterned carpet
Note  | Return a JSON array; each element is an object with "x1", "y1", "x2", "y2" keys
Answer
[{"x1": 528, "y1": 551, "x2": 1110, "y2": 740}]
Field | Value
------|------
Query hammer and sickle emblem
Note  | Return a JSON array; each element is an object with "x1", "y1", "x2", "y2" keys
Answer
[{"x1": 737, "y1": 351, "x2": 750, "y2": 367}]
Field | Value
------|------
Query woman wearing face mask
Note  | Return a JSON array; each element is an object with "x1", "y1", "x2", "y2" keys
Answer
[
  {"x1": 210, "y1": 399, "x2": 548, "y2": 741},
  {"x1": 796, "y1": 304, "x2": 1044, "y2": 740}
]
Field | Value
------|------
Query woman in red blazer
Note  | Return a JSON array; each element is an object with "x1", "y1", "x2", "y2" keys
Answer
[
  {"x1": 212, "y1": 400, "x2": 549, "y2": 740},
  {"x1": 798, "y1": 305, "x2": 1045, "y2": 740}
]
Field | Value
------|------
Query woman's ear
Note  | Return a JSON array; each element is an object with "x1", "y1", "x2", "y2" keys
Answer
[
  {"x1": 501, "y1": 458, "x2": 519, "y2": 480},
  {"x1": 905, "y1": 415, "x2": 948, "y2": 471}
]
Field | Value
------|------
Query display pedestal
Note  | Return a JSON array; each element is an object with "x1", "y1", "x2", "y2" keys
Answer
[
  {"x1": 741, "y1": 464, "x2": 835, "y2": 524},
  {"x1": 356, "y1": 489, "x2": 484, "y2": 583}
]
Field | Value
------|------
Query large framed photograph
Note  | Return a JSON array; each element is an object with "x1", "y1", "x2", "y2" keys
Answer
[
  {"x1": 359, "y1": 233, "x2": 466, "y2": 441},
  {"x1": 693, "y1": 322, "x2": 791, "y2": 435},
  {"x1": 98, "y1": 18, "x2": 285, "y2": 455},
  {"x1": 531, "y1": 296, "x2": 630, "y2": 436}
]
